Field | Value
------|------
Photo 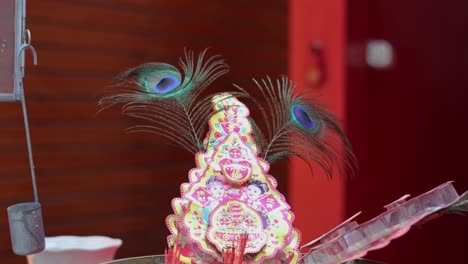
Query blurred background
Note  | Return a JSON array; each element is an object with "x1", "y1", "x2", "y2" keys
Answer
[{"x1": 0, "y1": 0, "x2": 466, "y2": 263}]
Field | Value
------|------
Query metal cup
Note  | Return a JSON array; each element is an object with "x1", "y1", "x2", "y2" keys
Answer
[{"x1": 7, "y1": 202, "x2": 45, "y2": 255}]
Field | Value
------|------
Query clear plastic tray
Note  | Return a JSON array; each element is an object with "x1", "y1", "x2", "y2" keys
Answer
[{"x1": 302, "y1": 181, "x2": 463, "y2": 264}]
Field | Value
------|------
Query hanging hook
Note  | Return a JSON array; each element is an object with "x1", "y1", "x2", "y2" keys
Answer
[
  {"x1": 17, "y1": 29, "x2": 37, "y2": 66},
  {"x1": 17, "y1": 43, "x2": 38, "y2": 65}
]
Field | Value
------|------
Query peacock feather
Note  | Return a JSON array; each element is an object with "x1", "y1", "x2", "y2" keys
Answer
[
  {"x1": 99, "y1": 50, "x2": 356, "y2": 177},
  {"x1": 233, "y1": 76, "x2": 357, "y2": 177},
  {"x1": 99, "y1": 49, "x2": 230, "y2": 154}
]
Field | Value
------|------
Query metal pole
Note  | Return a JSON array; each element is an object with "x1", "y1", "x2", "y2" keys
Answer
[{"x1": 20, "y1": 81, "x2": 39, "y2": 203}]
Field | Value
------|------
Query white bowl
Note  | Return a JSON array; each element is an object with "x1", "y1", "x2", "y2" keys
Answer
[{"x1": 27, "y1": 236, "x2": 122, "y2": 264}]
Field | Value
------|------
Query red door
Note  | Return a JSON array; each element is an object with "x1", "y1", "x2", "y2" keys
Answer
[{"x1": 346, "y1": 0, "x2": 468, "y2": 263}]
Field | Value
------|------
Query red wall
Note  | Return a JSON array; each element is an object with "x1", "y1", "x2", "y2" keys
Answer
[
  {"x1": 288, "y1": 0, "x2": 347, "y2": 244},
  {"x1": 345, "y1": 0, "x2": 468, "y2": 262},
  {"x1": 290, "y1": 1, "x2": 468, "y2": 263},
  {"x1": 0, "y1": 1, "x2": 288, "y2": 263}
]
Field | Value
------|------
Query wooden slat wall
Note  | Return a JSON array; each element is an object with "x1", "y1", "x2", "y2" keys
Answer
[{"x1": 0, "y1": 0, "x2": 288, "y2": 263}]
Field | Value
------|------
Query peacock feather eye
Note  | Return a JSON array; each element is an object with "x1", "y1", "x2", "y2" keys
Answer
[
  {"x1": 152, "y1": 75, "x2": 181, "y2": 94},
  {"x1": 293, "y1": 106, "x2": 315, "y2": 129}
]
